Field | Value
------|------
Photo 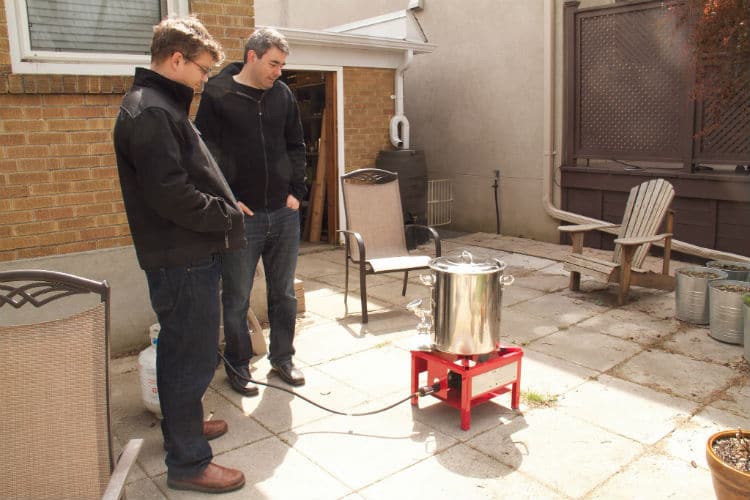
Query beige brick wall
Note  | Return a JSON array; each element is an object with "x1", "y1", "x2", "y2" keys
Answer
[
  {"x1": 0, "y1": 0, "x2": 254, "y2": 262},
  {"x1": 343, "y1": 67, "x2": 395, "y2": 172}
]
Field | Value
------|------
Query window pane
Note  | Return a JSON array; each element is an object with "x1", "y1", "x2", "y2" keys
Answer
[{"x1": 26, "y1": 0, "x2": 163, "y2": 55}]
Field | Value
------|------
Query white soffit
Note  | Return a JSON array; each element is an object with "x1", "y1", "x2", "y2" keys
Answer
[{"x1": 269, "y1": 26, "x2": 435, "y2": 69}]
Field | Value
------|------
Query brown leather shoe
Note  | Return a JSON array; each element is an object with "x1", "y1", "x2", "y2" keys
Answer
[
  {"x1": 167, "y1": 462, "x2": 245, "y2": 493},
  {"x1": 203, "y1": 419, "x2": 228, "y2": 440},
  {"x1": 164, "y1": 419, "x2": 228, "y2": 451}
]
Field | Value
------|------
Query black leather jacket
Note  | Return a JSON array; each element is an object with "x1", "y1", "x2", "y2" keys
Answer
[
  {"x1": 114, "y1": 68, "x2": 245, "y2": 270},
  {"x1": 195, "y1": 62, "x2": 306, "y2": 211}
]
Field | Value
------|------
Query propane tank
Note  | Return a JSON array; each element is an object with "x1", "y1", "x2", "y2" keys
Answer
[{"x1": 138, "y1": 323, "x2": 162, "y2": 418}]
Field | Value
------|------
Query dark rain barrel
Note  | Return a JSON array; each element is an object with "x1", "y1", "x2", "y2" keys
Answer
[{"x1": 375, "y1": 149, "x2": 428, "y2": 249}]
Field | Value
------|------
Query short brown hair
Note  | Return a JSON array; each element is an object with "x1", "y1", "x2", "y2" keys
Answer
[
  {"x1": 150, "y1": 16, "x2": 224, "y2": 65},
  {"x1": 244, "y1": 27, "x2": 289, "y2": 63}
]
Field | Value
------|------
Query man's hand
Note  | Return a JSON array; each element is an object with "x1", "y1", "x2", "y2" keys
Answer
[
  {"x1": 286, "y1": 194, "x2": 300, "y2": 210},
  {"x1": 238, "y1": 201, "x2": 254, "y2": 216}
]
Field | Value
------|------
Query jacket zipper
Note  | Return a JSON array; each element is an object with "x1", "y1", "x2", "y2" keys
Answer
[
  {"x1": 230, "y1": 89, "x2": 270, "y2": 209},
  {"x1": 189, "y1": 120, "x2": 235, "y2": 249}
]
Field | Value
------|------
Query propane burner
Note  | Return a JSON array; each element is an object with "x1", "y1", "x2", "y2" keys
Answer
[{"x1": 410, "y1": 346, "x2": 523, "y2": 431}]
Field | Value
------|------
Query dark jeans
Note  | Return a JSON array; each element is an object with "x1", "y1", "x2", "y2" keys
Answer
[
  {"x1": 145, "y1": 254, "x2": 221, "y2": 479},
  {"x1": 222, "y1": 206, "x2": 299, "y2": 367}
]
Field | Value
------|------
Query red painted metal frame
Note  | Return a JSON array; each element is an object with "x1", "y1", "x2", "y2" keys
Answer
[{"x1": 410, "y1": 346, "x2": 523, "y2": 431}]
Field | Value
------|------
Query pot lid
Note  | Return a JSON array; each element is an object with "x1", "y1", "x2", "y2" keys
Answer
[{"x1": 429, "y1": 250, "x2": 506, "y2": 274}]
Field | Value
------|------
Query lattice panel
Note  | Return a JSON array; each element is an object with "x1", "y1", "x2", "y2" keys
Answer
[
  {"x1": 577, "y1": 5, "x2": 689, "y2": 158},
  {"x1": 698, "y1": 76, "x2": 750, "y2": 159}
]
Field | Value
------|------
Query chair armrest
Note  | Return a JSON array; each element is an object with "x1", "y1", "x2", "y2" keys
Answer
[
  {"x1": 614, "y1": 233, "x2": 673, "y2": 247},
  {"x1": 336, "y1": 229, "x2": 366, "y2": 262},
  {"x1": 558, "y1": 223, "x2": 619, "y2": 234},
  {"x1": 405, "y1": 224, "x2": 442, "y2": 257},
  {"x1": 102, "y1": 438, "x2": 143, "y2": 500}
]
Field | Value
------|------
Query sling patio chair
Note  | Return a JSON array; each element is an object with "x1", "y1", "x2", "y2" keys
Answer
[
  {"x1": 0, "y1": 269, "x2": 142, "y2": 500},
  {"x1": 558, "y1": 178, "x2": 676, "y2": 305},
  {"x1": 338, "y1": 168, "x2": 441, "y2": 323}
]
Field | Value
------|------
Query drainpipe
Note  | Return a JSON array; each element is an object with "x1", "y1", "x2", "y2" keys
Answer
[
  {"x1": 390, "y1": 49, "x2": 413, "y2": 150},
  {"x1": 540, "y1": 0, "x2": 749, "y2": 262}
]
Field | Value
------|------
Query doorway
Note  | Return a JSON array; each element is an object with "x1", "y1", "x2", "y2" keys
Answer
[{"x1": 282, "y1": 70, "x2": 338, "y2": 243}]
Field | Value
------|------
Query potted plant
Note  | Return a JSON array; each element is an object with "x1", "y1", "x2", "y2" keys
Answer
[
  {"x1": 707, "y1": 261, "x2": 750, "y2": 282},
  {"x1": 675, "y1": 266, "x2": 727, "y2": 324},
  {"x1": 709, "y1": 280, "x2": 750, "y2": 344},
  {"x1": 706, "y1": 428, "x2": 750, "y2": 499}
]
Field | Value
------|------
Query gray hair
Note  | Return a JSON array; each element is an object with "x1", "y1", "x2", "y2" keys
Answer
[{"x1": 243, "y1": 27, "x2": 289, "y2": 63}]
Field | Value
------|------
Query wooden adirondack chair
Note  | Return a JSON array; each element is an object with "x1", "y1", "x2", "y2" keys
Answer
[
  {"x1": 559, "y1": 178, "x2": 676, "y2": 305},
  {"x1": 338, "y1": 168, "x2": 441, "y2": 323}
]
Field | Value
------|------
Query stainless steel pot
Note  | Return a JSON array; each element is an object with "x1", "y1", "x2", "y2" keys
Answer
[{"x1": 421, "y1": 251, "x2": 514, "y2": 354}]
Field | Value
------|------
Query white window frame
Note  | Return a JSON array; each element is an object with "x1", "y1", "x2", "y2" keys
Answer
[{"x1": 4, "y1": 0, "x2": 190, "y2": 75}]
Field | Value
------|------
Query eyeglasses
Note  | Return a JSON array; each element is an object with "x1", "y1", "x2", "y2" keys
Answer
[{"x1": 185, "y1": 57, "x2": 212, "y2": 77}]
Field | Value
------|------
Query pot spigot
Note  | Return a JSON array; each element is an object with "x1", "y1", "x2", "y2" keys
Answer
[{"x1": 406, "y1": 298, "x2": 433, "y2": 350}]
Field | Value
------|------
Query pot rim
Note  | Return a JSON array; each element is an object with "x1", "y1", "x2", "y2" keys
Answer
[
  {"x1": 706, "y1": 260, "x2": 750, "y2": 271},
  {"x1": 705, "y1": 429, "x2": 750, "y2": 478},
  {"x1": 676, "y1": 266, "x2": 728, "y2": 279},
  {"x1": 708, "y1": 280, "x2": 750, "y2": 292}
]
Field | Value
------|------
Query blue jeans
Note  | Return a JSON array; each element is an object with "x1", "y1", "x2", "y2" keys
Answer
[
  {"x1": 144, "y1": 254, "x2": 221, "y2": 479},
  {"x1": 222, "y1": 206, "x2": 300, "y2": 367}
]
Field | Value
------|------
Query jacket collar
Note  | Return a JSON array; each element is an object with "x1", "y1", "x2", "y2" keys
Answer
[{"x1": 133, "y1": 67, "x2": 194, "y2": 115}]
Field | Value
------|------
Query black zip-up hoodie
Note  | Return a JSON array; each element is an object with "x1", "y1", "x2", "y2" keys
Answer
[
  {"x1": 114, "y1": 67, "x2": 245, "y2": 270},
  {"x1": 195, "y1": 62, "x2": 307, "y2": 211}
]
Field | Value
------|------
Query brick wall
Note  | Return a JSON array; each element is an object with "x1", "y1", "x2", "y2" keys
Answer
[
  {"x1": 343, "y1": 67, "x2": 395, "y2": 172},
  {"x1": 0, "y1": 0, "x2": 253, "y2": 262}
]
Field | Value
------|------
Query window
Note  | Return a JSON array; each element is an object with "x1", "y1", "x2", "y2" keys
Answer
[{"x1": 4, "y1": 0, "x2": 190, "y2": 75}]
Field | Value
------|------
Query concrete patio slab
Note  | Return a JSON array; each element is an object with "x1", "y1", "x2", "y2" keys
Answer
[
  {"x1": 662, "y1": 324, "x2": 745, "y2": 365},
  {"x1": 612, "y1": 349, "x2": 738, "y2": 402},
  {"x1": 558, "y1": 374, "x2": 697, "y2": 444},
  {"x1": 509, "y1": 291, "x2": 610, "y2": 327},
  {"x1": 528, "y1": 325, "x2": 642, "y2": 372},
  {"x1": 281, "y1": 408, "x2": 458, "y2": 490},
  {"x1": 358, "y1": 442, "x2": 565, "y2": 500},
  {"x1": 468, "y1": 410, "x2": 643, "y2": 498},
  {"x1": 590, "y1": 453, "x2": 715, "y2": 499},
  {"x1": 577, "y1": 308, "x2": 680, "y2": 346}
]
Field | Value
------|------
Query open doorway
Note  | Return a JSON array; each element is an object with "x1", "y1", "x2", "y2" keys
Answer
[{"x1": 281, "y1": 70, "x2": 338, "y2": 243}]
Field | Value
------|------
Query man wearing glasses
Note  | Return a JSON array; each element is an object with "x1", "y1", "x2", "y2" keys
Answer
[
  {"x1": 196, "y1": 28, "x2": 307, "y2": 395},
  {"x1": 114, "y1": 17, "x2": 246, "y2": 493}
]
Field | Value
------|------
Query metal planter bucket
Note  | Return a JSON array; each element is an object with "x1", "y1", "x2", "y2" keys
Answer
[
  {"x1": 744, "y1": 293, "x2": 750, "y2": 363},
  {"x1": 675, "y1": 266, "x2": 728, "y2": 324},
  {"x1": 423, "y1": 251, "x2": 514, "y2": 355},
  {"x1": 708, "y1": 280, "x2": 750, "y2": 344},
  {"x1": 706, "y1": 260, "x2": 750, "y2": 282}
]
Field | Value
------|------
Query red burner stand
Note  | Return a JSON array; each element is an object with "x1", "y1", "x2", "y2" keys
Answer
[{"x1": 411, "y1": 346, "x2": 523, "y2": 430}]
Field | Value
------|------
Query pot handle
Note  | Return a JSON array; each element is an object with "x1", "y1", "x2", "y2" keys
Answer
[
  {"x1": 499, "y1": 274, "x2": 514, "y2": 287},
  {"x1": 419, "y1": 273, "x2": 436, "y2": 286}
]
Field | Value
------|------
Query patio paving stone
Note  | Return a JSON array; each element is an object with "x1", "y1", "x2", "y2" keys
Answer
[
  {"x1": 358, "y1": 442, "x2": 565, "y2": 500},
  {"x1": 590, "y1": 452, "x2": 715, "y2": 499},
  {"x1": 612, "y1": 349, "x2": 737, "y2": 402},
  {"x1": 527, "y1": 325, "x2": 641, "y2": 372},
  {"x1": 468, "y1": 409, "x2": 644, "y2": 498},
  {"x1": 577, "y1": 308, "x2": 680, "y2": 346},
  {"x1": 557, "y1": 374, "x2": 697, "y2": 444}
]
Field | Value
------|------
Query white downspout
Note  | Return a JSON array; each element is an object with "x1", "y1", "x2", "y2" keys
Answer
[
  {"x1": 541, "y1": 0, "x2": 748, "y2": 262},
  {"x1": 390, "y1": 49, "x2": 413, "y2": 149}
]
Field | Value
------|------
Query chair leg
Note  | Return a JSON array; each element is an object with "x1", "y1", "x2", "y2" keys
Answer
[
  {"x1": 618, "y1": 247, "x2": 636, "y2": 305},
  {"x1": 402, "y1": 270, "x2": 409, "y2": 296},
  {"x1": 569, "y1": 271, "x2": 581, "y2": 291},
  {"x1": 344, "y1": 257, "x2": 349, "y2": 308},
  {"x1": 360, "y1": 262, "x2": 368, "y2": 323}
]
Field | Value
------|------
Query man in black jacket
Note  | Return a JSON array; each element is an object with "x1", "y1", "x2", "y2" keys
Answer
[
  {"x1": 195, "y1": 28, "x2": 307, "y2": 393},
  {"x1": 114, "y1": 17, "x2": 246, "y2": 494}
]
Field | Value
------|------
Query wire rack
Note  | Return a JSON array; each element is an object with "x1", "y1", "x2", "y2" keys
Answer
[{"x1": 427, "y1": 179, "x2": 453, "y2": 227}]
